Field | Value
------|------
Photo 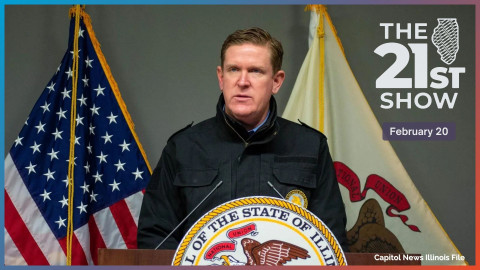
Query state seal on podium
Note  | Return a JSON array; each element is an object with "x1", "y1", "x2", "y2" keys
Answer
[{"x1": 172, "y1": 196, "x2": 347, "y2": 266}]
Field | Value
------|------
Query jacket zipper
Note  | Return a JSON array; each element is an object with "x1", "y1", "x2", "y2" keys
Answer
[
  {"x1": 223, "y1": 116, "x2": 249, "y2": 148},
  {"x1": 223, "y1": 115, "x2": 250, "y2": 200},
  {"x1": 223, "y1": 115, "x2": 278, "y2": 199}
]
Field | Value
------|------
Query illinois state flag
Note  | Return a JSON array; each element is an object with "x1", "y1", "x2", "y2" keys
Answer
[
  {"x1": 283, "y1": 5, "x2": 465, "y2": 265},
  {"x1": 5, "y1": 7, "x2": 151, "y2": 265}
]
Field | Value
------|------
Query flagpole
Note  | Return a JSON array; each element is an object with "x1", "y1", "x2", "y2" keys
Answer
[
  {"x1": 306, "y1": 5, "x2": 326, "y2": 133},
  {"x1": 66, "y1": 4, "x2": 82, "y2": 265}
]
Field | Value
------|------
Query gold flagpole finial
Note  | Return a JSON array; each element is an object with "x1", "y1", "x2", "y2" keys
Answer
[
  {"x1": 305, "y1": 4, "x2": 327, "y2": 14},
  {"x1": 69, "y1": 5, "x2": 86, "y2": 18}
]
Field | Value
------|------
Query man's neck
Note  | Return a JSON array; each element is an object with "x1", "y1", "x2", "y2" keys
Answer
[
  {"x1": 223, "y1": 106, "x2": 270, "y2": 132},
  {"x1": 247, "y1": 111, "x2": 270, "y2": 133}
]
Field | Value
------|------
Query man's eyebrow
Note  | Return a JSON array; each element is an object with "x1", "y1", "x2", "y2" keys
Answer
[{"x1": 224, "y1": 63, "x2": 266, "y2": 69}]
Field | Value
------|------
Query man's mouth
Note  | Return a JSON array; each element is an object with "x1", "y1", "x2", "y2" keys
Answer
[{"x1": 233, "y1": 95, "x2": 251, "y2": 102}]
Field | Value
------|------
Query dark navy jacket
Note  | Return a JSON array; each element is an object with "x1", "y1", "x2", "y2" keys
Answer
[{"x1": 137, "y1": 94, "x2": 348, "y2": 251}]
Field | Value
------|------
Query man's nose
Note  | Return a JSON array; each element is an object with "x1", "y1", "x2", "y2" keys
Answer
[{"x1": 238, "y1": 71, "x2": 250, "y2": 87}]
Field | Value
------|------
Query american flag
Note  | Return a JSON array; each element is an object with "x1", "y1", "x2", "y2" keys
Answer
[{"x1": 5, "y1": 8, "x2": 151, "y2": 265}]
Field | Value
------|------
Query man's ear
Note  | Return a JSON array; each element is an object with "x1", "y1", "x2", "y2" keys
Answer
[
  {"x1": 217, "y1": 66, "x2": 224, "y2": 91},
  {"x1": 272, "y1": 70, "x2": 285, "y2": 94}
]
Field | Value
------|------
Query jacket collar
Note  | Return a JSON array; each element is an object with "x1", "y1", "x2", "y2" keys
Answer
[{"x1": 216, "y1": 94, "x2": 279, "y2": 143}]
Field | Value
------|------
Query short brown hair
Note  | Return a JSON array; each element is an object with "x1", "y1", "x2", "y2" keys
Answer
[{"x1": 220, "y1": 27, "x2": 284, "y2": 74}]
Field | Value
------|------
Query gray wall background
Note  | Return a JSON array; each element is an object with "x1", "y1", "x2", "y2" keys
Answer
[{"x1": 5, "y1": 5, "x2": 475, "y2": 264}]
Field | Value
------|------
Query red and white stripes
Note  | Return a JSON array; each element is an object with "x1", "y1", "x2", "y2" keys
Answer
[{"x1": 4, "y1": 153, "x2": 143, "y2": 265}]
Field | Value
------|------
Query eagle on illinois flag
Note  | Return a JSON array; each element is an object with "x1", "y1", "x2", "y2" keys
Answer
[{"x1": 240, "y1": 238, "x2": 310, "y2": 265}]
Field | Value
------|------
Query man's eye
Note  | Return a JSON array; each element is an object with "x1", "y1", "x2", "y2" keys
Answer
[{"x1": 229, "y1": 67, "x2": 239, "y2": 72}]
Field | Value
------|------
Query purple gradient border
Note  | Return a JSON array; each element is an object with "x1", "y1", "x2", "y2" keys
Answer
[{"x1": 1, "y1": 0, "x2": 479, "y2": 4}]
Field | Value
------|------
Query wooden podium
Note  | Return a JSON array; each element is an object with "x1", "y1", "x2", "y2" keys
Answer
[{"x1": 98, "y1": 249, "x2": 421, "y2": 265}]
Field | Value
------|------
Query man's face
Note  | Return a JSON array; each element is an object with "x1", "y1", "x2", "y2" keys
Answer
[{"x1": 217, "y1": 43, "x2": 285, "y2": 130}]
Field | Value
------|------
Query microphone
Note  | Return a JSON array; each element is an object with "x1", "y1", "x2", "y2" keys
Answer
[
  {"x1": 267, "y1": 181, "x2": 285, "y2": 199},
  {"x1": 154, "y1": 180, "x2": 224, "y2": 250}
]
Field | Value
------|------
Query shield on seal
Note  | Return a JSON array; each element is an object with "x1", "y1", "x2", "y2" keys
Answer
[{"x1": 172, "y1": 196, "x2": 347, "y2": 266}]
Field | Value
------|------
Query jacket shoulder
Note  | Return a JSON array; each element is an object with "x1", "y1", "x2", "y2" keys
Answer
[
  {"x1": 167, "y1": 117, "x2": 217, "y2": 142},
  {"x1": 278, "y1": 118, "x2": 326, "y2": 139},
  {"x1": 167, "y1": 122, "x2": 194, "y2": 142}
]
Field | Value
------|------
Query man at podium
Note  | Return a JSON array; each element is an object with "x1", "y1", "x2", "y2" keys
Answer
[{"x1": 137, "y1": 27, "x2": 348, "y2": 252}]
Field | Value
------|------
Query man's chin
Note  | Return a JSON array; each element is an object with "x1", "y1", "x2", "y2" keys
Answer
[
  {"x1": 228, "y1": 110, "x2": 256, "y2": 124},
  {"x1": 227, "y1": 106, "x2": 253, "y2": 118},
  {"x1": 231, "y1": 112, "x2": 252, "y2": 122}
]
